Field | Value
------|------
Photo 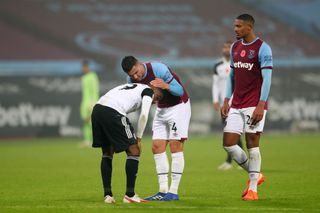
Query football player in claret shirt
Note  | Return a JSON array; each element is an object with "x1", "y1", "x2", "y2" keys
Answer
[
  {"x1": 221, "y1": 14, "x2": 273, "y2": 201},
  {"x1": 121, "y1": 56, "x2": 191, "y2": 201}
]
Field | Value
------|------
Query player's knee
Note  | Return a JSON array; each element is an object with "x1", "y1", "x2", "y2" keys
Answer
[
  {"x1": 245, "y1": 133, "x2": 260, "y2": 148},
  {"x1": 152, "y1": 143, "x2": 166, "y2": 154},
  {"x1": 102, "y1": 146, "x2": 114, "y2": 157},
  {"x1": 223, "y1": 132, "x2": 241, "y2": 146},
  {"x1": 127, "y1": 144, "x2": 141, "y2": 156},
  {"x1": 169, "y1": 140, "x2": 183, "y2": 153}
]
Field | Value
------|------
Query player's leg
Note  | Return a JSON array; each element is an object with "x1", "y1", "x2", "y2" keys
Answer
[
  {"x1": 80, "y1": 103, "x2": 92, "y2": 147},
  {"x1": 161, "y1": 100, "x2": 191, "y2": 201},
  {"x1": 83, "y1": 121, "x2": 92, "y2": 145},
  {"x1": 153, "y1": 139, "x2": 170, "y2": 193},
  {"x1": 123, "y1": 143, "x2": 147, "y2": 203},
  {"x1": 144, "y1": 108, "x2": 170, "y2": 201},
  {"x1": 223, "y1": 108, "x2": 249, "y2": 171},
  {"x1": 246, "y1": 133, "x2": 261, "y2": 192},
  {"x1": 242, "y1": 107, "x2": 267, "y2": 200},
  {"x1": 101, "y1": 146, "x2": 115, "y2": 200},
  {"x1": 92, "y1": 104, "x2": 116, "y2": 203},
  {"x1": 163, "y1": 140, "x2": 184, "y2": 201},
  {"x1": 143, "y1": 139, "x2": 169, "y2": 201}
]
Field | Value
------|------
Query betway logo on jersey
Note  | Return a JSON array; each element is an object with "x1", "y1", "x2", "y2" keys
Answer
[{"x1": 234, "y1": 61, "x2": 254, "y2": 70}]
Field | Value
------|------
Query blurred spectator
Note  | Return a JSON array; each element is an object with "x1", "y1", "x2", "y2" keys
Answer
[
  {"x1": 80, "y1": 60, "x2": 100, "y2": 147},
  {"x1": 212, "y1": 41, "x2": 243, "y2": 170}
]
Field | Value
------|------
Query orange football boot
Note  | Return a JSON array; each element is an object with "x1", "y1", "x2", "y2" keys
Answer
[
  {"x1": 242, "y1": 190, "x2": 258, "y2": 201},
  {"x1": 242, "y1": 173, "x2": 265, "y2": 197}
]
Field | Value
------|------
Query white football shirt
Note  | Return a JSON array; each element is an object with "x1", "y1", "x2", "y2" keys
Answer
[
  {"x1": 212, "y1": 57, "x2": 230, "y2": 105},
  {"x1": 97, "y1": 83, "x2": 152, "y2": 115}
]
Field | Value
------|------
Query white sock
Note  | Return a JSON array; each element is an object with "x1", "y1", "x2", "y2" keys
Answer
[
  {"x1": 224, "y1": 145, "x2": 249, "y2": 171},
  {"x1": 154, "y1": 152, "x2": 169, "y2": 193},
  {"x1": 248, "y1": 147, "x2": 261, "y2": 192},
  {"x1": 169, "y1": 152, "x2": 184, "y2": 194}
]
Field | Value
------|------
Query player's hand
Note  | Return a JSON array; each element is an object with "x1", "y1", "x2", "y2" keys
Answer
[
  {"x1": 150, "y1": 78, "x2": 170, "y2": 90},
  {"x1": 251, "y1": 101, "x2": 266, "y2": 126},
  {"x1": 136, "y1": 137, "x2": 142, "y2": 152},
  {"x1": 213, "y1": 102, "x2": 220, "y2": 112},
  {"x1": 221, "y1": 99, "x2": 230, "y2": 119}
]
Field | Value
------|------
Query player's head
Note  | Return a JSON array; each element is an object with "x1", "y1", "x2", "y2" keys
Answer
[
  {"x1": 234, "y1": 14, "x2": 255, "y2": 40},
  {"x1": 150, "y1": 85, "x2": 163, "y2": 104},
  {"x1": 222, "y1": 40, "x2": 232, "y2": 58},
  {"x1": 82, "y1": 59, "x2": 90, "y2": 74},
  {"x1": 121, "y1": 56, "x2": 145, "y2": 81}
]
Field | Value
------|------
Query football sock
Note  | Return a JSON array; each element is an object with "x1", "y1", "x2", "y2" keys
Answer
[
  {"x1": 248, "y1": 147, "x2": 261, "y2": 192},
  {"x1": 125, "y1": 156, "x2": 139, "y2": 197},
  {"x1": 154, "y1": 152, "x2": 169, "y2": 193},
  {"x1": 169, "y1": 152, "x2": 184, "y2": 194},
  {"x1": 226, "y1": 139, "x2": 243, "y2": 163},
  {"x1": 224, "y1": 145, "x2": 249, "y2": 171},
  {"x1": 226, "y1": 153, "x2": 232, "y2": 163},
  {"x1": 101, "y1": 155, "x2": 113, "y2": 196}
]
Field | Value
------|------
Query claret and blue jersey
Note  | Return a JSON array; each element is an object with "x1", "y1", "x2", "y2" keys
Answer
[
  {"x1": 226, "y1": 38, "x2": 273, "y2": 109},
  {"x1": 128, "y1": 62, "x2": 189, "y2": 108}
]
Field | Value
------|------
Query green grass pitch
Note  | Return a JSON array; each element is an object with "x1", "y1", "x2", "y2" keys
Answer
[{"x1": 1, "y1": 133, "x2": 320, "y2": 212}]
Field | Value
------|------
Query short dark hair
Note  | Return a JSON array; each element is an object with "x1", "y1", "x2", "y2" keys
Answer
[
  {"x1": 121, "y1": 56, "x2": 138, "y2": 73},
  {"x1": 236, "y1": 14, "x2": 255, "y2": 25}
]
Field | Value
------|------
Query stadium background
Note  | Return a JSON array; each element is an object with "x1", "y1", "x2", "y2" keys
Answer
[
  {"x1": 1, "y1": 0, "x2": 320, "y2": 138},
  {"x1": 1, "y1": 1, "x2": 320, "y2": 212}
]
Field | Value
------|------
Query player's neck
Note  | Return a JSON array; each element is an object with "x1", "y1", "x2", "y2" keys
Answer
[{"x1": 243, "y1": 33, "x2": 256, "y2": 44}]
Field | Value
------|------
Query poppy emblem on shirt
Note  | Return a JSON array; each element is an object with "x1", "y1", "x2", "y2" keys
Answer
[
  {"x1": 240, "y1": 50, "x2": 246, "y2": 57},
  {"x1": 248, "y1": 50, "x2": 255, "y2": 59}
]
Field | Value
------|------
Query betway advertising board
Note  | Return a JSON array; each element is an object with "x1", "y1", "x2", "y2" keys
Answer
[
  {"x1": 0, "y1": 76, "x2": 82, "y2": 138},
  {"x1": 1, "y1": 67, "x2": 319, "y2": 138}
]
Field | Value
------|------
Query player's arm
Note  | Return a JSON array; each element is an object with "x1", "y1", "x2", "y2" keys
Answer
[
  {"x1": 150, "y1": 63, "x2": 184, "y2": 96},
  {"x1": 251, "y1": 42, "x2": 273, "y2": 125},
  {"x1": 136, "y1": 88, "x2": 154, "y2": 140}
]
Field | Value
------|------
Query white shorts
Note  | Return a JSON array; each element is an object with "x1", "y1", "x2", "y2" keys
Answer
[
  {"x1": 152, "y1": 100, "x2": 191, "y2": 141},
  {"x1": 224, "y1": 107, "x2": 267, "y2": 135}
]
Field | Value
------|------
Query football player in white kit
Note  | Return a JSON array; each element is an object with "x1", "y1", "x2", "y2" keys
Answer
[
  {"x1": 91, "y1": 83, "x2": 163, "y2": 204},
  {"x1": 212, "y1": 41, "x2": 243, "y2": 170}
]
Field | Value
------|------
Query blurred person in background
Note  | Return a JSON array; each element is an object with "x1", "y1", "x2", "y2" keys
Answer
[
  {"x1": 212, "y1": 41, "x2": 243, "y2": 171},
  {"x1": 80, "y1": 59, "x2": 100, "y2": 147},
  {"x1": 221, "y1": 14, "x2": 273, "y2": 201}
]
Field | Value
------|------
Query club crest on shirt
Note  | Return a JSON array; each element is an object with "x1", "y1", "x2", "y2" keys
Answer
[
  {"x1": 248, "y1": 50, "x2": 255, "y2": 59},
  {"x1": 240, "y1": 50, "x2": 246, "y2": 57}
]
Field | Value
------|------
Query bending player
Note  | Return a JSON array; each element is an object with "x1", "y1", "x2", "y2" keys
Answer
[{"x1": 91, "y1": 83, "x2": 163, "y2": 203}]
